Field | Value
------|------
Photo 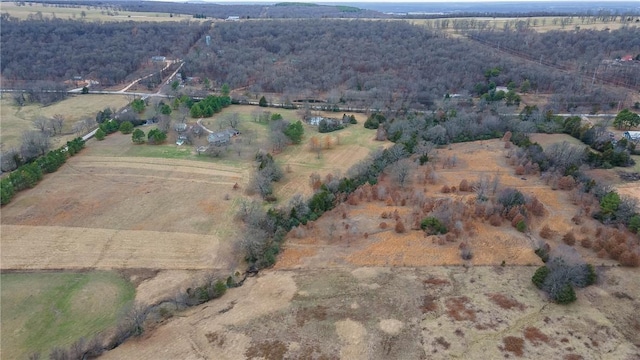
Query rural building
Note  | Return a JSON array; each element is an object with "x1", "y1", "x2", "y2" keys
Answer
[
  {"x1": 308, "y1": 116, "x2": 324, "y2": 126},
  {"x1": 174, "y1": 123, "x2": 187, "y2": 133},
  {"x1": 226, "y1": 16, "x2": 240, "y2": 21},
  {"x1": 623, "y1": 131, "x2": 640, "y2": 142},
  {"x1": 207, "y1": 128, "x2": 239, "y2": 146},
  {"x1": 621, "y1": 54, "x2": 634, "y2": 62},
  {"x1": 151, "y1": 56, "x2": 166, "y2": 62}
]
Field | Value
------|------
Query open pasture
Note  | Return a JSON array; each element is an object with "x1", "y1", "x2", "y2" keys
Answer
[
  {"x1": 1, "y1": 2, "x2": 201, "y2": 22},
  {"x1": 0, "y1": 105, "x2": 379, "y2": 270},
  {"x1": 1, "y1": 271, "x2": 134, "y2": 360},
  {"x1": 0, "y1": 94, "x2": 129, "y2": 148}
]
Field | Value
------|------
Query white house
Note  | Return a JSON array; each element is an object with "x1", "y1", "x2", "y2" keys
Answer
[
  {"x1": 308, "y1": 116, "x2": 324, "y2": 126},
  {"x1": 623, "y1": 131, "x2": 640, "y2": 142}
]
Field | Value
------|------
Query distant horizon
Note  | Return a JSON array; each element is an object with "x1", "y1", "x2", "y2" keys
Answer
[{"x1": 148, "y1": 0, "x2": 639, "y2": 2}]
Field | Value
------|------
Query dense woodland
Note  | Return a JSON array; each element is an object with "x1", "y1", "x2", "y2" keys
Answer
[
  {"x1": 184, "y1": 20, "x2": 628, "y2": 112},
  {"x1": 0, "y1": 14, "x2": 635, "y2": 112},
  {"x1": 0, "y1": 17, "x2": 208, "y2": 85},
  {"x1": 469, "y1": 27, "x2": 640, "y2": 90}
]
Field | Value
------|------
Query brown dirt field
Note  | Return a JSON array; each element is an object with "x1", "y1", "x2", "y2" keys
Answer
[
  {"x1": 100, "y1": 271, "x2": 298, "y2": 360},
  {"x1": 99, "y1": 266, "x2": 640, "y2": 360}
]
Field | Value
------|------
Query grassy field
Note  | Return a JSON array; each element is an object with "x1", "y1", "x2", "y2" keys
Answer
[
  {"x1": 1, "y1": 2, "x2": 202, "y2": 22},
  {"x1": 0, "y1": 94, "x2": 130, "y2": 148},
  {"x1": 0, "y1": 271, "x2": 135, "y2": 359},
  {"x1": 528, "y1": 133, "x2": 586, "y2": 149},
  {"x1": 274, "y1": 113, "x2": 387, "y2": 202}
]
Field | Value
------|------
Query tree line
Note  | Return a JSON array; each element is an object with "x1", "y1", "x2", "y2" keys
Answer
[{"x1": 1, "y1": 137, "x2": 85, "y2": 205}]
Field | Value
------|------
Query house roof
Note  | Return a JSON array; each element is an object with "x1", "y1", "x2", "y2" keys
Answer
[
  {"x1": 621, "y1": 54, "x2": 633, "y2": 62},
  {"x1": 208, "y1": 132, "x2": 230, "y2": 143},
  {"x1": 207, "y1": 128, "x2": 238, "y2": 143}
]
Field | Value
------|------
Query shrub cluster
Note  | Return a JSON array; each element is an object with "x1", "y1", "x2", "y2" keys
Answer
[
  {"x1": 421, "y1": 217, "x2": 448, "y2": 235},
  {"x1": 532, "y1": 245, "x2": 596, "y2": 304}
]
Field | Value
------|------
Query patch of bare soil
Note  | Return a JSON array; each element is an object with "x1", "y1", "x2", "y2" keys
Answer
[
  {"x1": 100, "y1": 271, "x2": 297, "y2": 360},
  {"x1": 99, "y1": 267, "x2": 640, "y2": 359}
]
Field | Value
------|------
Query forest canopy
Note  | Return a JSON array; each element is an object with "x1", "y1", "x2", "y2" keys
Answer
[{"x1": 0, "y1": 18, "x2": 209, "y2": 85}]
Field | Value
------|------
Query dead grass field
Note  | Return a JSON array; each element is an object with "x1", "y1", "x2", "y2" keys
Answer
[
  {"x1": 0, "y1": 131, "x2": 248, "y2": 270},
  {"x1": 100, "y1": 266, "x2": 640, "y2": 360},
  {"x1": 0, "y1": 105, "x2": 377, "y2": 271},
  {"x1": 276, "y1": 139, "x2": 609, "y2": 270},
  {"x1": 4, "y1": 109, "x2": 638, "y2": 359},
  {"x1": 1, "y1": 2, "x2": 203, "y2": 23},
  {"x1": 409, "y1": 16, "x2": 632, "y2": 34},
  {"x1": 0, "y1": 94, "x2": 129, "y2": 148}
]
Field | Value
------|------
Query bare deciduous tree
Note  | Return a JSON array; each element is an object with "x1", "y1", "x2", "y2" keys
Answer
[
  {"x1": 474, "y1": 174, "x2": 491, "y2": 202},
  {"x1": 50, "y1": 114, "x2": 64, "y2": 135},
  {"x1": 20, "y1": 130, "x2": 50, "y2": 160},
  {"x1": 390, "y1": 159, "x2": 412, "y2": 188},
  {"x1": 224, "y1": 113, "x2": 240, "y2": 129},
  {"x1": 32, "y1": 116, "x2": 50, "y2": 134},
  {"x1": 157, "y1": 114, "x2": 171, "y2": 133}
]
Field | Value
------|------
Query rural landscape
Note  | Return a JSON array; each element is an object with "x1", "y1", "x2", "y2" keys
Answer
[{"x1": 1, "y1": 1, "x2": 640, "y2": 359}]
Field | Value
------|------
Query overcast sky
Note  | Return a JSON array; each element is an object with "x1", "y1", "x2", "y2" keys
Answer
[
  {"x1": 209, "y1": 0, "x2": 621, "y2": 2},
  {"x1": 153, "y1": 0, "x2": 623, "y2": 3}
]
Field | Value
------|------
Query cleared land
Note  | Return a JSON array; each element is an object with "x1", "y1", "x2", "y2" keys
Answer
[
  {"x1": 410, "y1": 16, "x2": 632, "y2": 33},
  {"x1": 0, "y1": 131, "x2": 248, "y2": 270},
  {"x1": 0, "y1": 105, "x2": 377, "y2": 270},
  {"x1": 277, "y1": 139, "x2": 607, "y2": 269},
  {"x1": 1, "y1": 3, "x2": 200, "y2": 22},
  {"x1": 101, "y1": 266, "x2": 640, "y2": 360},
  {"x1": 98, "y1": 138, "x2": 639, "y2": 360},
  {"x1": 530, "y1": 133, "x2": 640, "y2": 204},
  {"x1": 1, "y1": 271, "x2": 134, "y2": 360},
  {"x1": 0, "y1": 94, "x2": 130, "y2": 148},
  {"x1": 275, "y1": 111, "x2": 388, "y2": 202}
]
